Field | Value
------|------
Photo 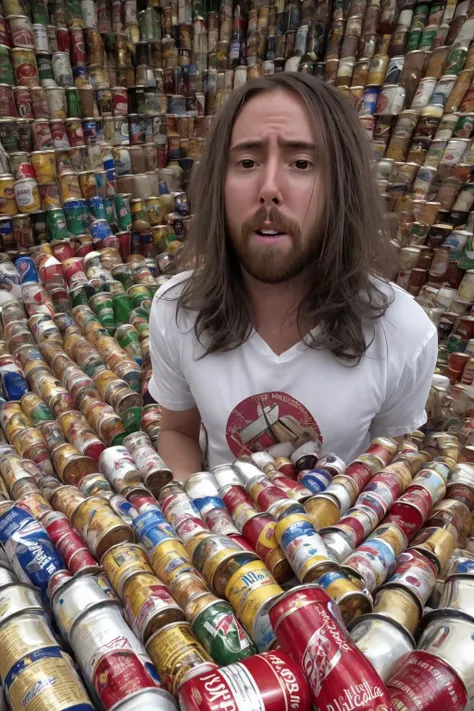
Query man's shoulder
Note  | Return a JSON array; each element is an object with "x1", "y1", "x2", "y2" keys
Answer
[
  {"x1": 151, "y1": 270, "x2": 196, "y2": 333},
  {"x1": 155, "y1": 270, "x2": 194, "y2": 299},
  {"x1": 374, "y1": 278, "x2": 437, "y2": 354}
]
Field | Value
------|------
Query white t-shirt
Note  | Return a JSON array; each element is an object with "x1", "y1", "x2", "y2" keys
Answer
[{"x1": 148, "y1": 271, "x2": 438, "y2": 467}]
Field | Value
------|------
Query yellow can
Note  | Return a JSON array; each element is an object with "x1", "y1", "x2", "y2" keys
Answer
[
  {"x1": 317, "y1": 570, "x2": 372, "y2": 625},
  {"x1": 0, "y1": 401, "x2": 32, "y2": 442},
  {"x1": 102, "y1": 542, "x2": 153, "y2": 597},
  {"x1": 17, "y1": 491, "x2": 52, "y2": 519},
  {"x1": 146, "y1": 196, "x2": 162, "y2": 226},
  {"x1": 224, "y1": 559, "x2": 282, "y2": 632},
  {"x1": 273, "y1": 513, "x2": 313, "y2": 544},
  {"x1": 50, "y1": 485, "x2": 86, "y2": 520},
  {"x1": 0, "y1": 174, "x2": 18, "y2": 215},
  {"x1": 0, "y1": 612, "x2": 58, "y2": 680},
  {"x1": 78, "y1": 170, "x2": 96, "y2": 199},
  {"x1": 150, "y1": 539, "x2": 191, "y2": 586},
  {"x1": 123, "y1": 572, "x2": 185, "y2": 642},
  {"x1": 31, "y1": 150, "x2": 57, "y2": 184},
  {"x1": 146, "y1": 621, "x2": 215, "y2": 696},
  {"x1": 73, "y1": 496, "x2": 134, "y2": 559},
  {"x1": 304, "y1": 494, "x2": 341, "y2": 529},
  {"x1": 58, "y1": 171, "x2": 82, "y2": 201},
  {"x1": 6, "y1": 648, "x2": 93, "y2": 711},
  {"x1": 373, "y1": 586, "x2": 421, "y2": 635}
]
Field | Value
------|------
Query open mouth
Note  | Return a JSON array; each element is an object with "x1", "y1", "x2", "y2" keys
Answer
[{"x1": 255, "y1": 229, "x2": 286, "y2": 237}]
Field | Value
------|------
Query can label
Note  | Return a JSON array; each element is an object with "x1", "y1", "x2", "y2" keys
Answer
[
  {"x1": 192, "y1": 600, "x2": 255, "y2": 664},
  {"x1": 5, "y1": 647, "x2": 93, "y2": 711},
  {"x1": 225, "y1": 560, "x2": 282, "y2": 628}
]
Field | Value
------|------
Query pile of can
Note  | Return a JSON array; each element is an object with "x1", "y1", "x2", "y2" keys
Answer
[{"x1": 0, "y1": 425, "x2": 473, "y2": 710}]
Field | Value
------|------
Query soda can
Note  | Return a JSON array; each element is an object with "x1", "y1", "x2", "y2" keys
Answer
[
  {"x1": 98, "y1": 445, "x2": 142, "y2": 493},
  {"x1": 383, "y1": 548, "x2": 438, "y2": 606},
  {"x1": 317, "y1": 569, "x2": 372, "y2": 625},
  {"x1": 123, "y1": 571, "x2": 185, "y2": 643},
  {"x1": 101, "y1": 541, "x2": 154, "y2": 597},
  {"x1": 146, "y1": 621, "x2": 216, "y2": 696},
  {"x1": 150, "y1": 539, "x2": 194, "y2": 586},
  {"x1": 72, "y1": 496, "x2": 134, "y2": 559},
  {"x1": 268, "y1": 586, "x2": 394, "y2": 710},
  {"x1": 187, "y1": 594, "x2": 256, "y2": 665},
  {"x1": 0, "y1": 503, "x2": 65, "y2": 599},
  {"x1": 70, "y1": 603, "x2": 162, "y2": 710},
  {"x1": 49, "y1": 485, "x2": 85, "y2": 520}
]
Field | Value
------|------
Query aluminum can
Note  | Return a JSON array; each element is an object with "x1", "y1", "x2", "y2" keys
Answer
[
  {"x1": 123, "y1": 571, "x2": 185, "y2": 643},
  {"x1": 373, "y1": 587, "x2": 421, "y2": 636},
  {"x1": 0, "y1": 610, "x2": 58, "y2": 680},
  {"x1": 383, "y1": 549, "x2": 439, "y2": 606},
  {"x1": 69, "y1": 603, "x2": 161, "y2": 710},
  {"x1": 73, "y1": 496, "x2": 134, "y2": 559},
  {"x1": 348, "y1": 613, "x2": 415, "y2": 682},
  {"x1": 101, "y1": 541, "x2": 154, "y2": 597},
  {"x1": 146, "y1": 621, "x2": 216, "y2": 696},
  {"x1": 98, "y1": 445, "x2": 142, "y2": 493},
  {"x1": 318, "y1": 570, "x2": 372, "y2": 625},
  {"x1": 178, "y1": 650, "x2": 311, "y2": 711},
  {"x1": 51, "y1": 574, "x2": 116, "y2": 640},
  {"x1": 268, "y1": 586, "x2": 394, "y2": 710}
]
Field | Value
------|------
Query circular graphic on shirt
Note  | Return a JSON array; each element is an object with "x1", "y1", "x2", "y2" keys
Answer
[{"x1": 226, "y1": 391, "x2": 322, "y2": 458}]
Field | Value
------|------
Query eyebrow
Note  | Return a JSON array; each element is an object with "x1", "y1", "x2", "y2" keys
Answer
[{"x1": 229, "y1": 139, "x2": 317, "y2": 152}]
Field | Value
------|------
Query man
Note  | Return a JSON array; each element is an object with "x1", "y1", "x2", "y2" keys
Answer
[{"x1": 149, "y1": 73, "x2": 437, "y2": 480}]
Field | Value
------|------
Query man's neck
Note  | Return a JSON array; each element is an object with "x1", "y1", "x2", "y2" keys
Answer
[{"x1": 242, "y1": 269, "x2": 309, "y2": 356}]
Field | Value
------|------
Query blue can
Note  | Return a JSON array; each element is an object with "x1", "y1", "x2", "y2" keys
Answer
[
  {"x1": 0, "y1": 506, "x2": 65, "y2": 599},
  {"x1": 1, "y1": 371, "x2": 29, "y2": 400},
  {"x1": 137, "y1": 524, "x2": 178, "y2": 554},
  {"x1": 279, "y1": 520, "x2": 316, "y2": 550},
  {"x1": 133, "y1": 509, "x2": 168, "y2": 534},
  {"x1": 298, "y1": 468, "x2": 332, "y2": 494},
  {"x1": 360, "y1": 86, "x2": 380, "y2": 115},
  {"x1": 94, "y1": 172, "x2": 107, "y2": 195},
  {"x1": 192, "y1": 496, "x2": 224, "y2": 517},
  {"x1": 102, "y1": 155, "x2": 114, "y2": 171},
  {"x1": 87, "y1": 196, "x2": 106, "y2": 220},
  {"x1": 15, "y1": 256, "x2": 39, "y2": 284},
  {"x1": 90, "y1": 219, "x2": 113, "y2": 241},
  {"x1": 454, "y1": 558, "x2": 474, "y2": 574},
  {"x1": 0, "y1": 217, "x2": 13, "y2": 245}
]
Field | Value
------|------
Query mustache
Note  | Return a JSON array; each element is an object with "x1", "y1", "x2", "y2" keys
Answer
[{"x1": 241, "y1": 206, "x2": 301, "y2": 239}]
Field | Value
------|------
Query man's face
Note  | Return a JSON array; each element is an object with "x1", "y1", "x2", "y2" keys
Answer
[{"x1": 225, "y1": 89, "x2": 326, "y2": 284}]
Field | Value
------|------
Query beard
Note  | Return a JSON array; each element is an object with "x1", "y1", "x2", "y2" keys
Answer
[{"x1": 230, "y1": 206, "x2": 321, "y2": 284}]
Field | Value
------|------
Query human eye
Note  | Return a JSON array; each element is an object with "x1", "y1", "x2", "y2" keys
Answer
[
  {"x1": 292, "y1": 159, "x2": 313, "y2": 170},
  {"x1": 238, "y1": 158, "x2": 256, "y2": 169}
]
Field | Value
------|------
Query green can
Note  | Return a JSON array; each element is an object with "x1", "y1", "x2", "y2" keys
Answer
[
  {"x1": 63, "y1": 199, "x2": 89, "y2": 235},
  {"x1": 419, "y1": 26, "x2": 436, "y2": 50},
  {"x1": 70, "y1": 286, "x2": 89, "y2": 307},
  {"x1": 116, "y1": 324, "x2": 143, "y2": 365},
  {"x1": 89, "y1": 293, "x2": 116, "y2": 334},
  {"x1": 458, "y1": 234, "x2": 474, "y2": 270},
  {"x1": 445, "y1": 47, "x2": 467, "y2": 76},
  {"x1": 112, "y1": 293, "x2": 133, "y2": 326},
  {"x1": 191, "y1": 599, "x2": 256, "y2": 664},
  {"x1": 113, "y1": 194, "x2": 132, "y2": 231},
  {"x1": 111, "y1": 431, "x2": 127, "y2": 446},
  {"x1": 455, "y1": 113, "x2": 474, "y2": 139},
  {"x1": 82, "y1": 354, "x2": 107, "y2": 379},
  {"x1": 103, "y1": 197, "x2": 115, "y2": 225},
  {"x1": 111, "y1": 264, "x2": 134, "y2": 290},
  {"x1": 37, "y1": 53, "x2": 54, "y2": 84},
  {"x1": 121, "y1": 406, "x2": 142, "y2": 434},
  {"x1": 128, "y1": 285, "x2": 152, "y2": 309},
  {"x1": 66, "y1": 87, "x2": 82, "y2": 118},
  {"x1": 411, "y1": 3, "x2": 429, "y2": 30},
  {"x1": 29, "y1": 401, "x2": 54, "y2": 425},
  {"x1": 405, "y1": 28, "x2": 422, "y2": 52},
  {"x1": 45, "y1": 208, "x2": 69, "y2": 241},
  {"x1": 32, "y1": 0, "x2": 49, "y2": 24},
  {"x1": 0, "y1": 47, "x2": 15, "y2": 86},
  {"x1": 66, "y1": 0, "x2": 84, "y2": 26}
]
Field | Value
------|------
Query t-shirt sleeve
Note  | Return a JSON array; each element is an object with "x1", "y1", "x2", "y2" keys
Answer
[
  {"x1": 148, "y1": 292, "x2": 196, "y2": 411},
  {"x1": 370, "y1": 326, "x2": 438, "y2": 438}
]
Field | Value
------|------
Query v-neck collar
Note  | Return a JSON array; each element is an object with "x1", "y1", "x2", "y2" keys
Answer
[{"x1": 249, "y1": 326, "x2": 321, "y2": 362}]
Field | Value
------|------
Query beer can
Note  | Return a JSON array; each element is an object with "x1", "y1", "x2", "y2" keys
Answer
[
  {"x1": 69, "y1": 603, "x2": 161, "y2": 710},
  {"x1": 51, "y1": 574, "x2": 116, "y2": 640},
  {"x1": 317, "y1": 569, "x2": 372, "y2": 625},
  {"x1": 72, "y1": 496, "x2": 134, "y2": 559},
  {"x1": 101, "y1": 541, "x2": 153, "y2": 597},
  {"x1": 98, "y1": 445, "x2": 142, "y2": 493},
  {"x1": 123, "y1": 571, "x2": 185, "y2": 642},
  {"x1": 146, "y1": 621, "x2": 216, "y2": 696}
]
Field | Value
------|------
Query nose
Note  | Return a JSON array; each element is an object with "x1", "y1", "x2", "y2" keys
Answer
[{"x1": 258, "y1": 158, "x2": 283, "y2": 207}]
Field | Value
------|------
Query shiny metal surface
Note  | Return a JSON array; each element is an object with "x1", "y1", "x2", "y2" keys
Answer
[{"x1": 349, "y1": 613, "x2": 415, "y2": 681}]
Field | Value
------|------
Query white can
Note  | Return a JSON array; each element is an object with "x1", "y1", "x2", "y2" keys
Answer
[
  {"x1": 81, "y1": 0, "x2": 98, "y2": 27},
  {"x1": 13, "y1": 178, "x2": 40, "y2": 213},
  {"x1": 440, "y1": 137, "x2": 470, "y2": 165},
  {"x1": 32, "y1": 23, "x2": 50, "y2": 52},
  {"x1": 52, "y1": 52, "x2": 73, "y2": 88},
  {"x1": 69, "y1": 604, "x2": 161, "y2": 710},
  {"x1": 52, "y1": 575, "x2": 114, "y2": 640},
  {"x1": 8, "y1": 15, "x2": 34, "y2": 49},
  {"x1": 98, "y1": 446, "x2": 142, "y2": 493},
  {"x1": 457, "y1": 269, "x2": 474, "y2": 301}
]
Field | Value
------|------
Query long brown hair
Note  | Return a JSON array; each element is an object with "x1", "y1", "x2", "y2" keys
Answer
[{"x1": 171, "y1": 72, "x2": 396, "y2": 362}]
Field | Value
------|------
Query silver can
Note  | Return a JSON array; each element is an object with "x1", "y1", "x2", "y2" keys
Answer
[
  {"x1": 439, "y1": 574, "x2": 474, "y2": 616},
  {"x1": 233, "y1": 459, "x2": 267, "y2": 486},
  {"x1": 52, "y1": 52, "x2": 74, "y2": 88},
  {"x1": 32, "y1": 24, "x2": 50, "y2": 52},
  {"x1": 112, "y1": 689, "x2": 177, "y2": 711},
  {"x1": 0, "y1": 582, "x2": 43, "y2": 624},
  {"x1": 250, "y1": 451, "x2": 276, "y2": 473},
  {"x1": 98, "y1": 445, "x2": 142, "y2": 493},
  {"x1": 81, "y1": 0, "x2": 98, "y2": 27},
  {"x1": 52, "y1": 574, "x2": 118, "y2": 640},
  {"x1": 349, "y1": 613, "x2": 415, "y2": 681},
  {"x1": 321, "y1": 528, "x2": 355, "y2": 562},
  {"x1": 211, "y1": 464, "x2": 242, "y2": 489}
]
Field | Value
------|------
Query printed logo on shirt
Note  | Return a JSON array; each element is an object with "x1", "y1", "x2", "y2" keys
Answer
[{"x1": 225, "y1": 391, "x2": 322, "y2": 458}]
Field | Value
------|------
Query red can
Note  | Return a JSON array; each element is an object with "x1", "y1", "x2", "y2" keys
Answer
[
  {"x1": 248, "y1": 476, "x2": 291, "y2": 512},
  {"x1": 42, "y1": 510, "x2": 73, "y2": 541},
  {"x1": 0, "y1": 17, "x2": 11, "y2": 47},
  {"x1": 56, "y1": 26, "x2": 70, "y2": 53},
  {"x1": 344, "y1": 461, "x2": 373, "y2": 491},
  {"x1": 228, "y1": 533, "x2": 256, "y2": 553},
  {"x1": 112, "y1": 87, "x2": 129, "y2": 115},
  {"x1": 398, "y1": 485, "x2": 433, "y2": 518},
  {"x1": 15, "y1": 162, "x2": 36, "y2": 179},
  {"x1": 14, "y1": 87, "x2": 33, "y2": 118},
  {"x1": 178, "y1": 650, "x2": 312, "y2": 711},
  {"x1": 0, "y1": 85, "x2": 17, "y2": 117},
  {"x1": 365, "y1": 437, "x2": 398, "y2": 466},
  {"x1": 268, "y1": 586, "x2": 393, "y2": 710},
  {"x1": 127, "y1": 490, "x2": 159, "y2": 513},
  {"x1": 368, "y1": 469, "x2": 406, "y2": 500},
  {"x1": 384, "y1": 501, "x2": 425, "y2": 540},
  {"x1": 268, "y1": 472, "x2": 312, "y2": 502},
  {"x1": 221, "y1": 484, "x2": 255, "y2": 515},
  {"x1": 387, "y1": 650, "x2": 467, "y2": 711},
  {"x1": 52, "y1": 240, "x2": 75, "y2": 262},
  {"x1": 70, "y1": 28, "x2": 86, "y2": 66},
  {"x1": 50, "y1": 120, "x2": 69, "y2": 148},
  {"x1": 68, "y1": 546, "x2": 100, "y2": 573},
  {"x1": 274, "y1": 456, "x2": 297, "y2": 479}
]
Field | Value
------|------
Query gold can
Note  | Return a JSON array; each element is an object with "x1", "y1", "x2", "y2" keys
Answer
[
  {"x1": 49, "y1": 485, "x2": 86, "y2": 519},
  {"x1": 318, "y1": 570, "x2": 372, "y2": 625},
  {"x1": 78, "y1": 170, "x2": 96, "y2": 199},
  {"x1": 373, "y1": 586, "x2": 421, "y2": 634},
  {"x1": 73, "y1": 496, "x2": 134, "y2": 559},
  {"x1": 58, "y1": 172, "x2": 82, "y2": 201},
  {"x1": 409, "y1": 526, "x2": 456, "y2": 573},
  {"x1": 369, "y1": 523, "x2": 408, "y2": 557},
  {"x1": 367, "y1": 53, "x2": 390, "y2": 85},
  {"x1": 123, "y1": 572, "x2": 185, "y2": 642},
  {"x1": 16, "y1": 491, "x2": 52, "y2": 519},
  {"x1": 0, "y1": 402, "x2": 32, "y2": 442},
  {"x1": 167, "y1": 570, "x2": 210, "y2": 610},
  {"x1": 146, "y1": 621, "x2": 215, "y2": 696},
  {"x1": 31, "y1": 150, "x2": 56, "y2": 184},
  {"x1": 146, "y1": 196, "x2": 162, "y2": 226},
  {"x1": 304, "y1": 494, "x2": 341, "y2": 529},
  {"x1": 0, "y1": 174, "x2": 18, "y2": 215},
  {"x1": 51, "y1": 443, "x2": 97, "y2": 486},
  {"x1": 150, "y1": 539, "x2": 192, "y2": 586},
  {"x1": 101, "y1": 542, "x2": 153, "y2": 597},
  {"x1": 0, "y1": 612, "x2": 59, "y2": 681}
]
